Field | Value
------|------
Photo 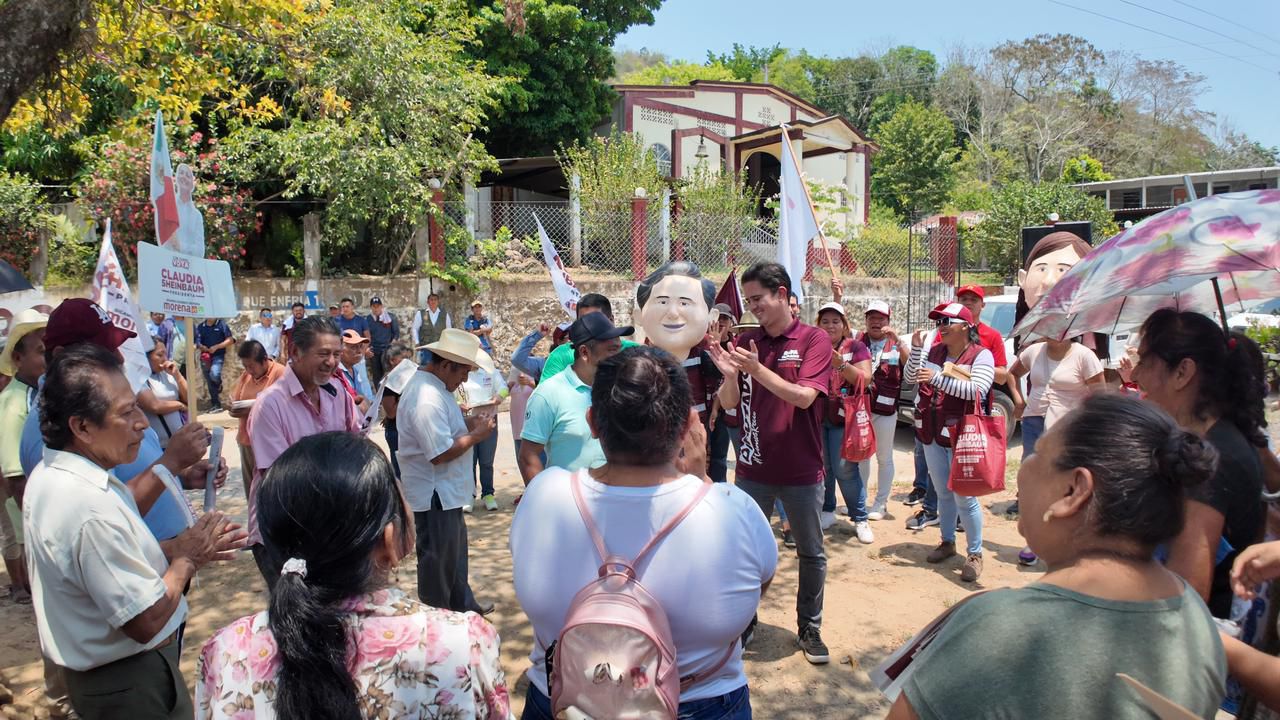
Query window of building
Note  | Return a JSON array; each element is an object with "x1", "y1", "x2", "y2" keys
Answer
[
  {"x1": 1121, "y1": 190, "x2": 1141, "y2": 208},
  {"x1": 648, "y1": 143, "x2": 672, "y2": 177},
  {"x1": 1213, "y1": 184, "x2": 1232, "y2": 194}
]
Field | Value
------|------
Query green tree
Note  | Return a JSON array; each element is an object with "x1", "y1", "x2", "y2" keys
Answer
[
  {"x1": 1060, "y1": 153, "x2": 1112, "y2": 183},
  {"x1": 466, "y1": 0, "x2": 663, "y2": 158},
  {"x1": 558, "y1": 130, "x2": 663, "y2": 268},
  {"x1": 0, "y1": 171, "x2": 53, "y2": 272},
  {"x1": 620, "y1": 61, "x2": 736, "y2": 85},
  {"x1": 810, "y1": 55, "x2": 883, "y2": 131},
  {"x1": 871, "y1": 100, "x2": 959, "y2": 218},
  {"x1": 223, "y1": 0, "x2": 507, "y2": 271},
  {"x1": 866, "y1": 46, "x2": 937, "y2": 133},
  {"x1": 971, "y1": 180, "x2": 1119, "y2": 277},
  {"x1": 706, "y1": 43, "x2": 784, "y2": 81}
]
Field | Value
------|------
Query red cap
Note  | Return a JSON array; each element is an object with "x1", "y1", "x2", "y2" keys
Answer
[
  {"x1": 928, "y1": 302, "x2": 975, "y2": 325},
  {"x1": 955, "y1": 284, "x2": 985, "y2": 300},
  {"x1": 43, "y1": 298, "x2": 136, "y2": 353}
]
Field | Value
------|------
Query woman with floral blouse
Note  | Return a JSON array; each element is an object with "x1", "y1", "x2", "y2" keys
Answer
[{"x1": 196, "y1": 432, "x2": 513, "y2": 719}]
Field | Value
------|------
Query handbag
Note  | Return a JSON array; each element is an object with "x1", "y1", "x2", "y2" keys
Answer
[
  {"x1": 840, "y1": 376, "x2": 877, "y2": 463},
  {"x1": 947, "y1": 397, "x2": 1006, "y2": 497}
]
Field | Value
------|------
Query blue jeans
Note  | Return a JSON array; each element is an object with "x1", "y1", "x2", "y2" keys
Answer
[
  {"x1": 708, "y1": 414, "x2": 731, "y2": 483},
  {"x1": 201, "y1": 356, "x2": 224, "y2": 407},
  {"x1": 522, "y1": 683, "x2": 751, "y2": 720},
  {"x1": 472, "y1": 427, "x2": 498, "y2": 497},
  {"x1": 913, "y1": 438, "x2": 937, "y2": 514},
  {"x1": 821, "y1": 421, "x2": 866, "y2": 521},
  {"x1": 920, "y1": 441, "x2": 983, "y2": 555},
  {"x1": 1020, "y1": 416, "x2": 1045, "y2": 461}
]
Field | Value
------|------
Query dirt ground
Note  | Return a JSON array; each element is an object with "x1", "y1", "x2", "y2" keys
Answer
[{"x1": 0, "y1": 414, "x2": 1044, "y2": 719}]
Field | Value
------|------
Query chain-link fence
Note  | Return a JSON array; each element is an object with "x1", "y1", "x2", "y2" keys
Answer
[{"x1": 447, "y1": 198, "x2": 994, "y2": 330}]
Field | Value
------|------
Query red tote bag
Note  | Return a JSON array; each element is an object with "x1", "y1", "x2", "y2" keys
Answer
[
  {"x1": 841, "y1": 377, "x2": 877, "y2": 463},
  {"x1": 947, "y1": 398, "x2": 1006, "y2": 497}
]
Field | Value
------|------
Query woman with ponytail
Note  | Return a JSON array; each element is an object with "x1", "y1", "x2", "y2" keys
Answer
[
  {"x1": 888, "y1": 394, "x2": 1226, "y2": 720},
  {"x1": 196, "y1": 433, "x2": 512, "y2": 719},
  {"x1": 1130, "y1": 308, "x2": 1267, "y2": 618}
]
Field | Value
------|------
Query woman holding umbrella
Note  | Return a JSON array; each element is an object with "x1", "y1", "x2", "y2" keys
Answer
[{"x1": 1130, "y1": 308, "x2": 1267, "y2": 619}]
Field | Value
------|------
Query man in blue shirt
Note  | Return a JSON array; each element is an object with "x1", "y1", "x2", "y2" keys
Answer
[
  {"x1": 194, "y1": 317, "x2": 235, "y2": 412},
  {"x1": 335, "y1": 297, "x2": 371, "y2": 341},
  {"x1": 20, "y1": 299, "x2": 228, "y2": 542},
  {"x1": 464, "y1": 301, "x2": 493, "y2": 354}
]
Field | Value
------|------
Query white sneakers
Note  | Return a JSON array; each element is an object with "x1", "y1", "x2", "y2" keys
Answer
[
  {"x1": 819, "y1": 511, "x2": 837, "y2": 530},
  {"x1": 462, "y1": 503, "x2": 473, "y2": 513},
  {"x1": 854, "y1": 520, "x2": 875, "y2": 544},
  {"x1": 866, "y1": 504, "x2": 887, "y2": 521}
]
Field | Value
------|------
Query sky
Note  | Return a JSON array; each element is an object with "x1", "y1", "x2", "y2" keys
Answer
[{"x1": 616, "y1": 0, "x2": 1280, "y2": 154}]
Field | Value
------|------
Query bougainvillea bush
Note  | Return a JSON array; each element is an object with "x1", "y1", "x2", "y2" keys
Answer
[{"x1": 77, "y1": 122, "x2": 260, "y2": 271}]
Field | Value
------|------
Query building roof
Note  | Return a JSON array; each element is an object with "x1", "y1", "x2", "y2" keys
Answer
[
  {"x1": 732, "y1": 115, "x2": 877, "y2": 152},
  {"x1": 613, "y1": 80, "x2": 828, "y2": 119},
  {"x1": 1072, "y1": 166, "x2": 1280, "y2": 191}
]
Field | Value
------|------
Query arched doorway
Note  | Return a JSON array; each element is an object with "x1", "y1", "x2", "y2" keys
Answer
[{"x1": 745, "y1": 151, "x2": 781, "y2": 219}]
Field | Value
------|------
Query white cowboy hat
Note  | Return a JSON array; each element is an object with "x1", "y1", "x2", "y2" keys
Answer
[
  {"x1": 0, "y1": 308, "x2": 49, "y2": 376},
  {"x1": 418, "y1": 328, "x2": 494, "y2": 374}
]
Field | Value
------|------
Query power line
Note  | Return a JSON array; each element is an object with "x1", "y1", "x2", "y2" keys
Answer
[
  {"x1": 1114, "y1": 0, "x2": 1280, "y2": 60},
  {"x1": 1167, "y1": 0, "x2": 1280, "y2": 50},
  {"x1": 1047, "y1": 0, "x2": 1279, "y2": 76}
]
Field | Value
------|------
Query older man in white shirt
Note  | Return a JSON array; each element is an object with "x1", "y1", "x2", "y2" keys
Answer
[
  {"x1": 397, "y1": 329, "x2": 496, "y2": 615},
  {"x1": 246, "y1": 307, "x2": 281, "y2": 361},
  {"x1": 25, "y1": 343, "x2": 236, "y2": 719}
]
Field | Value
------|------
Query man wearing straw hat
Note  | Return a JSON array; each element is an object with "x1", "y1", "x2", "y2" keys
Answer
[
  {"x1": 0, "y1": 308, "x2": 47, "y2": 604},
  {"x1": 399, "y1": 328, "x2": 498, "y2": 614}
]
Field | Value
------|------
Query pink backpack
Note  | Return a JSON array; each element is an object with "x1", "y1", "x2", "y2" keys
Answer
[{"x1": 547, "y1": 471, "x2": 735, "y2": 719}]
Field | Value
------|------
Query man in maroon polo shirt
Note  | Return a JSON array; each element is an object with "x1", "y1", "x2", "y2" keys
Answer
[{"x1": 709, "y1": 261, "x2": 832, "y2": 665}]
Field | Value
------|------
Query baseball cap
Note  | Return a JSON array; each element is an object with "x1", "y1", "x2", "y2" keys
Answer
[
  {"x1": 369, "y1": 296, "x2": 383, "y2": 306},
  {"x1": 713, "y1": 303, "x2": 737, "y2": 322},
  {"x1": 471, "y1": 300, "x2": 484, "y2": 308},
  {"x1": 817, "y1": 302, "x2": 846, "y2": 318},
  {"x1": 341, "y1": 329, "x2": 366, "y2": 345},
  {"x1": 43, "y1": 298, "x2": 136, "y2": 352},
  {"x1": 552, "y1": 321, "x2": 572, "y2": 344},
  {"x1": 928, "y1": 302, "x2": 975, "y2": 325},
  {"x1": 569, "y1": 313, "x2": 634, "y2": 347},
  {"x1": 865, "y1": 300, "x2": 891, "y2": 318},
  {"x1": 328, "y1": 302, "x2": 339, "y2": 310},
  {"x1": 955, "y1": 284, "x2": 985, "y2": 300}
]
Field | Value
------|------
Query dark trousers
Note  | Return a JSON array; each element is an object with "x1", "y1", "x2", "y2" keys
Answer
[
  {"x1": 369, "y1": 347, "x2": 388, "y2": 387},
  {"x1": 735, "y1": 478, "x2": 825, "y2": 631},
  {"x1": 708, "y1": 414, "x2": 731, "y2": 483},
  {"x1": 201, "y1": 356, "x2": 224, "y2": 408},
  {"x1": 415, "y1": 492, "x2": 480, "y2": 613},
  {"x1": 522, "y1": 683, "x2": 751, "y2": 720},
  {"x1": 65, "y1": 640, "x2": 191, "y2": 720},
  {"x1": 385, "y1": 422, "x2": 400, "y2": 478},
  {"x1": 473, "y1": 426, "x2": 498, "y2": 497}
]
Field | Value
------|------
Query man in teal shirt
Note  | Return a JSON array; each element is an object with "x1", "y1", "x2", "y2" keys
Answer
[
  {"x1": 537, "y1": 293, "x2": 640, "y2": 380},
  {"x1": 518, "y1": 313, "x2": 632, "y2": 482}
]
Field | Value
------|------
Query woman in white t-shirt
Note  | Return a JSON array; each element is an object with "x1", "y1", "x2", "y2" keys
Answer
[
  {"x1": 1009, "y1": 336, "x2": 1104, "y2": 564},
  {"x1": 138, "y1": 335, "x2": 189, "y2": 448},
  {"x1": 511, "y1": 346, "x2": 776, "y2": 720}
]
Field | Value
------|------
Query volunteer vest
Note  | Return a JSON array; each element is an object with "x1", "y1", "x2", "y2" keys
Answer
[
  {"x1": 420, "y1": 309, "x2": 447, "y2": 347},
  {"x1": 856, "y1": 332, "x2": 903, "y2": 416},
  {"x1": 824, "y1": 338, "x2": 859, "y2": 426},
  {"x1": 915, "y1": 342, "x2": 983, "y2": 448}
]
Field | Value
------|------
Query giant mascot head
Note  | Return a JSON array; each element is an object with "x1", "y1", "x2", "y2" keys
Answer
[
  {"x1": 1017, "y1": 229, "x2": 1106, "y2": 356},
  {"x1": 635, "y1": 261, "x2": 718, "y2": 360}
]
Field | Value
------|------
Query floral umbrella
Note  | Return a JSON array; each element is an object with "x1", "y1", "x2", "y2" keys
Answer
[{"x1": 1014, "y1": 188, "x2": 1280, "y2": 340}]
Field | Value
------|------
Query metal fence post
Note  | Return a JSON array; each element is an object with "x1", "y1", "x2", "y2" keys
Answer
[
  {"x1": 660, "y1": 187, "x2": 672, "y2": 264},
  {"x1": 570, "y1": 173, "x2": 582, "y2": 267},
  {"x1": 631, "y1": 188, "x2": 648, "y2": 280}
]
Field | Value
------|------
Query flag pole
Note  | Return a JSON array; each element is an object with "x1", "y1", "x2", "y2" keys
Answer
[
  {"x1": 780, "y1": 125, "x2": 840, "y2": 283},
  {"x1": 186, "y1": 317, "x2": 198, "y2": 418}
]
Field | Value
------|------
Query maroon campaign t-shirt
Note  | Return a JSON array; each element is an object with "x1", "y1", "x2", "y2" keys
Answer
[{"x1": 733, "y1": 319, "x2": 830, "y2": 486}]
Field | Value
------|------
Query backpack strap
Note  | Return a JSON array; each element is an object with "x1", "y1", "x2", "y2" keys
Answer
[
  {"x1": 569, "y1": 470, "x2": 713, "y2": 571},
  {"x1": 679, "y1": 642, "x2": 737, "y2": 692}
]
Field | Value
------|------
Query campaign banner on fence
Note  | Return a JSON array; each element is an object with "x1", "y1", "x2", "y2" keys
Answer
[
  {"x1": 137, "y1": 241, "x2": 237, "y2": 318},
  {"x1": 93, "y1": 221, "x2": 151, "y2": 391}
]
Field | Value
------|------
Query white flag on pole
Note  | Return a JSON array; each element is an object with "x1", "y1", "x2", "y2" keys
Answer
[
  {"x1": 535, "y1": 213, "x2": 581, "y2": 319},
  {"x1": 778, "y1": 125, "x2": 820, "y2": 304},
  {"x1": 92, "y1": 220, "x2": 151, "y2": 392}
]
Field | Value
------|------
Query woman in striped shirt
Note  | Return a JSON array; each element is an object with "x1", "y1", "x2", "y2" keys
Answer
[{"x1": 906, "y1": 302, "x2": 995, "y2": 582}]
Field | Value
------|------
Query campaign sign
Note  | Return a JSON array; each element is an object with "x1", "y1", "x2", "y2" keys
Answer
[{"x1": 137, "y1": 241, "x2": 237, "y2": 318}]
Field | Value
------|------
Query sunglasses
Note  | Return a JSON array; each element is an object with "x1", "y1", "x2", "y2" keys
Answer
[{"x1": 934, "y1": 318, "x2": 968, "y2": 327}]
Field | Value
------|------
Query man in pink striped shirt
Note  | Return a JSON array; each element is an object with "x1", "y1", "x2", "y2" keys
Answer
[{"x1": 248, "y1": 317, "x2": 359, "y2": 587}]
